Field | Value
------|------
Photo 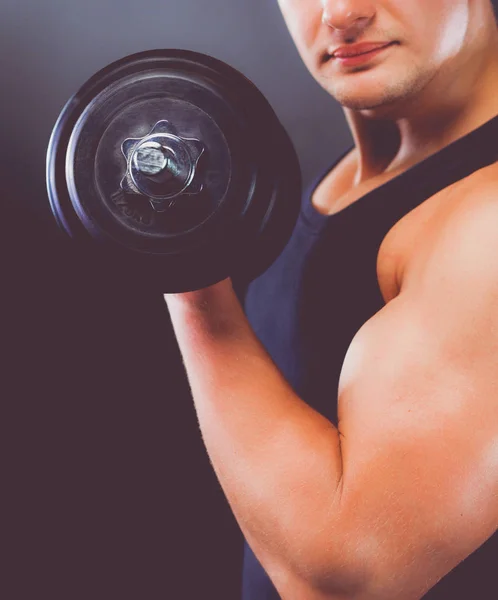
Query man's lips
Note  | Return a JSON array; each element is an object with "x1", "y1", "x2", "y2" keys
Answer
[{"x1": 324, "y1": 42, "x2": 397, "y2": 62}]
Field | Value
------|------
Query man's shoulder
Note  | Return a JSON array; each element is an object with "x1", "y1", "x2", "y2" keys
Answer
[
  {"x1": 383, "y1": 160, "x2": 498, "y2": 302},
  {"x1": 456, "y1": 159, "x2": 498, "y2": 199},
  {"x1": 440, "y1": 160, "x2": 498, "y2": 245},
  {"x1": 402, "y1": 160, "x2": 498, "y2": 293}
]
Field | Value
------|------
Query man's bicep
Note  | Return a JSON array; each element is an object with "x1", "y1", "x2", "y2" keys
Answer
[{"x1": 334, "y1": 239, "x2": 498, "y2": 596}]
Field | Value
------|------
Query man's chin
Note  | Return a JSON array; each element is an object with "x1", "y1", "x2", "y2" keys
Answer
[
  {"x1": 327, "y1": 70, "x2": 430, "y2": 117},
  {"x1": 331, "y1": 93, "x2": 395, "y2": 115},
  {"x1": 339, "y1": 96, "x2": 390, "y2": 111},
  {"x1": 332, "y1": 84, "x2": 414, "y2": 117}
]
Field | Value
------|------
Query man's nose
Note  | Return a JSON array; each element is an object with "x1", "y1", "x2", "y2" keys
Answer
[{"x1": 321, "y1": 0, "x2": 375, "y2": 32}]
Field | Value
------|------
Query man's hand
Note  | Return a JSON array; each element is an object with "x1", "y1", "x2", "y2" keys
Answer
[{"x1": 164, "y1": 179, "x2": 498, "y2": 599}]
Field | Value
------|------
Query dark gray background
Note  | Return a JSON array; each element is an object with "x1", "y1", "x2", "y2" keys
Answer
[{"x1": 3, "y1": 2, "x2": 497, "y2": 600}]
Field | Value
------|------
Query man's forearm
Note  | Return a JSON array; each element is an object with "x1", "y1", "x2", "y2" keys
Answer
[{"x1": 164, "y1": 279, "x2": 349, "y2": 595}]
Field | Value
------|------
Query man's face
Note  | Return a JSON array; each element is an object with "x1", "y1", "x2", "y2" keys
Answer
[{"x1": 278, "y1": 0, "x2": 471, "y2": 112}]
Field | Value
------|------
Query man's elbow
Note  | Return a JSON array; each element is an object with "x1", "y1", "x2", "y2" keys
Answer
[
  {"x1": 272, "y1": 533, "x2": 376, "y2": 600},
  {"x1": 306, "y1": 551, "x2": 374, "y2": 599}
]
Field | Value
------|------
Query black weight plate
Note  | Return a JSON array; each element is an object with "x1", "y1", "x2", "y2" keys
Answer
[{"x1": 47, "y1": 49, "x2": 301, "y2": 292}]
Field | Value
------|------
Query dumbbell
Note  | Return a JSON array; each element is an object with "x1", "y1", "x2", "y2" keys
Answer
[{"x1": 46, "y1": 50, "x2": 301, "y2": 292}]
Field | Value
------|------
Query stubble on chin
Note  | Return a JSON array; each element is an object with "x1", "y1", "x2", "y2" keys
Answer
[{"x1": 321, "y1": 64, "x2": 432, "y2": 113}]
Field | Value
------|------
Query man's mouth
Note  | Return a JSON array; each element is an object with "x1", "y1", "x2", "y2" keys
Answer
[{"x1": 322, "y1": 41, "x2": 398, "y2": 64}]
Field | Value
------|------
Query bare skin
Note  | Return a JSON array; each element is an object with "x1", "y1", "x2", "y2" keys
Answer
[{"x1": 164, "y1": 1, "x2": 498, "y2": 598}]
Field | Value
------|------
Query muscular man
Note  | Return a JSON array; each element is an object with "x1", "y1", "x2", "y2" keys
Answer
[{"x1": 164, "y1": 1, "x2": 498, "y2": 598}]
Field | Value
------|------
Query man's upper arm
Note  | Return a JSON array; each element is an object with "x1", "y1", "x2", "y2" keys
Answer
[{"x1": 332, "y1": 194, "x2": 498, "y2": 598}]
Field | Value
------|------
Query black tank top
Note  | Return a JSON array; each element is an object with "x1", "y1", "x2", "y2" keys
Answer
[{"x1": 241, "y1": 113, "x2": 498, "y2": 600}]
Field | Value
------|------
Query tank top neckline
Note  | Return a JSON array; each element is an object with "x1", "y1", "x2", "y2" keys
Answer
[{"x1": 300, "y1": 112, "x2": 498, "y2": 231}]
